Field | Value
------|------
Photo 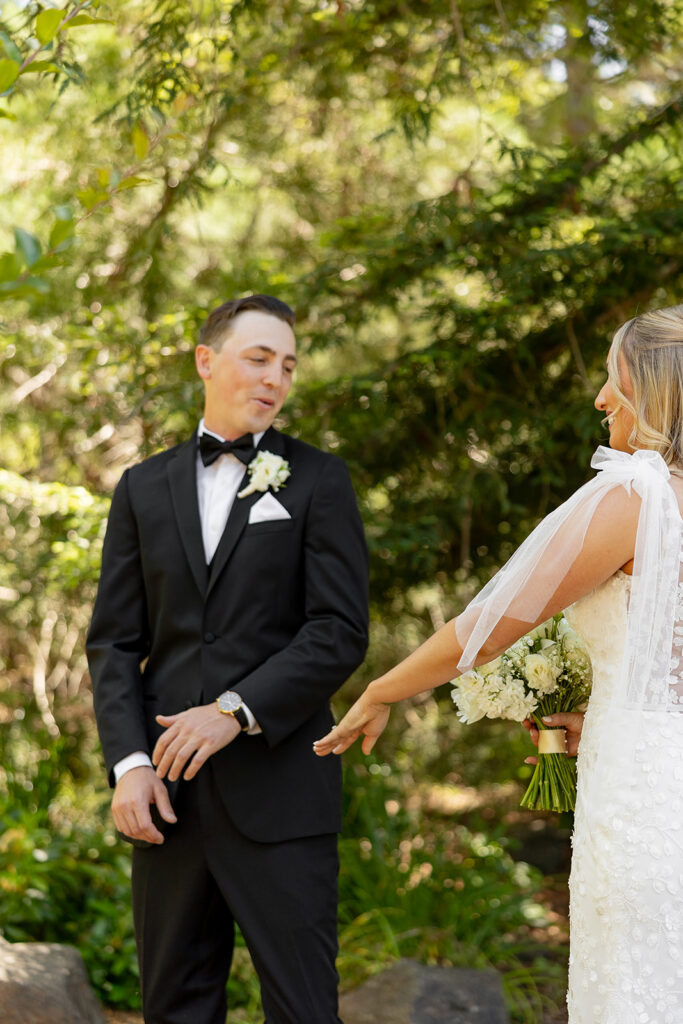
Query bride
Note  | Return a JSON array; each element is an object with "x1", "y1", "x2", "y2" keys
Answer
[{"x1": 314, "y1": 305, "x2": 683, "y2": 1024}]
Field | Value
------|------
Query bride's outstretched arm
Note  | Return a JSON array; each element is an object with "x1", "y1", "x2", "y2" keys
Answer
[
  {"x1": 314, "y1": 484, "x2": 640, "y2": 758},
  {"x1": 313, "y1": 617, "x2": 465, "y2": 756},
  {"x1": 312, "y1": 606, "x2": 553, "y2": 756}
]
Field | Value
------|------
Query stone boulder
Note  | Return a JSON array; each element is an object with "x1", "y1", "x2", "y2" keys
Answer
[
  {"x1": 0, "y1": 937, "x2": 106, "y2": 1024},
  {"x1": 339, "y1": 959, "x2": 509, "y2": 1024}
]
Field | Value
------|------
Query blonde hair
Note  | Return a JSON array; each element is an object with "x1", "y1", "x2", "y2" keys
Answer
[{"x1": 608, "y1": 304, "x2": 683, "y2": 476}]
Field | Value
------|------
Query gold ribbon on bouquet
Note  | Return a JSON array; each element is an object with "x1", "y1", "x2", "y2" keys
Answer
[{"x1": 538, "y1": 729, "x2": 566, "y2": 755}]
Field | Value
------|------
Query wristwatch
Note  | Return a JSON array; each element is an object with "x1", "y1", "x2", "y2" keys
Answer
[{"x1": 216, "y1": 690, "x2": 248, "y2": 730}]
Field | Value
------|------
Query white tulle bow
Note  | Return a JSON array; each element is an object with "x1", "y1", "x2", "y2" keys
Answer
[{"x1": 591, "y1": 444, "x2": 671, "y2": 480}]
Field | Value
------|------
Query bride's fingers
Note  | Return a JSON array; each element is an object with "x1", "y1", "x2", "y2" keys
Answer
[
  {"x1": 331, "y1": 729, "x2": 363, "y2": 755},
  {"x1": 313, "y1": 727, "x2": 352, "y2": 756},
  {"x1": 312, "y1": 735, "x2": 339, "y2": 756},
  {"x1": 313, "y1": 731, "x2": 359, "y2": 756},
  {"x1": 314, "y1": 700, "x2": 390, "y2": 758},
  {"x1": 542, "y1": 712, "x2": 584, "y2": 730},
  {"x1": 522, "y1": 718, "x2": 540, "y2": 747},
  {"x1": 361, "y1": 733, "x2": 380, "y2": 755}
]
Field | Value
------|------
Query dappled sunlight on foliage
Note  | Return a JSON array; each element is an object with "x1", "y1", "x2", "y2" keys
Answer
[{"x1": 1, "y1": 0, "x2": 682, "y2": 1018}]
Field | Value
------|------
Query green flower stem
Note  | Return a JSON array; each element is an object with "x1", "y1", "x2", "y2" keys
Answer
[{"x1": 520, "y1": 710, "x2": 581, "y2": 812}]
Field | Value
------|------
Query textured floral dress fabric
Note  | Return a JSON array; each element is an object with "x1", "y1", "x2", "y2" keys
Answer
[{"x1": 565, "y1": 567, "x2": 683, "y2": 1024}]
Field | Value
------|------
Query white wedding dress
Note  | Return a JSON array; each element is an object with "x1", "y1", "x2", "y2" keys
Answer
[
  {"x1": 456, "y1": 447, "x2": 683, "y2": 1024},
  {"x1": 565, "y1": 567, "x2": 683, "y2": 1024}
]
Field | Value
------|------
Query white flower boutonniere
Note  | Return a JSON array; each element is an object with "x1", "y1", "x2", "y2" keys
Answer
[{"x1": 237, "y1": 451, "x2": 291, "y2": 499}]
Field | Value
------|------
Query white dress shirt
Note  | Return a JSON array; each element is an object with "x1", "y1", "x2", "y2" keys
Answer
[
  {"x1": 113, "y1": 422, "x2": 263, "y2": 783},
  {"x1": 197, "y1": 422, "x2": 264, "y2": 562}
]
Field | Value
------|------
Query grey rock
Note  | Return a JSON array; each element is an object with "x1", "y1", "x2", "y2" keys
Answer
[
  {"x1": 0, "y1": 937, "x2": 106, "y2": 1024},
  {"x1": 339, "y1": 959, "x2": 509, "y2": 1024}
]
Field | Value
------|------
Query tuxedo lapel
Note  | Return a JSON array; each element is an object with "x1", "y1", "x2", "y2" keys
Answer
[
  {"x1": 167, "y1": 434, "x2": 208, "y2": 596},
  {"x1": 207, "y1": 427, "x2": 287, "y2": 596}
]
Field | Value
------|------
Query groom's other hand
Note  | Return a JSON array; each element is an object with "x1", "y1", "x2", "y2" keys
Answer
[
  {"x1": 153, "y1": 704, "x2": 241, "y2": 782},
  {"x1": 112, "y1": 766, "x2": 177, "y2": 844},
  {"x1": 523, "y1": 711, "x2": 585, "y2": 763}
]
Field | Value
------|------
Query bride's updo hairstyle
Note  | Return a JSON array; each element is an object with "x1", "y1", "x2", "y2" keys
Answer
[{"x1": 608, "y1": 303, "x2": 683, "y2": 476}]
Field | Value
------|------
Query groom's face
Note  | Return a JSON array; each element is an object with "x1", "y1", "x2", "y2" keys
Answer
[{"x1": 196, "y1": 310, "x2": 297, "y2": 438}]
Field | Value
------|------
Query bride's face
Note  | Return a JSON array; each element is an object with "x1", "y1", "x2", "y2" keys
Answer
[{"x1": 594, "y1": 348, "x2": 637, "y2": 453}]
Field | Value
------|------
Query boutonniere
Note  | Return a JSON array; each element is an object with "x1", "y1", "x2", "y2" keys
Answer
[{"x1": 238, "y1": 451, "x2": 291, "y2": 499}]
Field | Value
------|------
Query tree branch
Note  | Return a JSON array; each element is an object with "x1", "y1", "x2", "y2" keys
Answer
[
  {"x1": 9, "y1": 355, "x2": 66, "y2": 406},
  {"x1": 19, "y1": 1, "x2": 92, "y2": 73},
  {"x1": 29, "y1": 610, "x2": 60, "y2": 737},
  {"x1": 566, "y1": 317, "x2": 592, "y2": 391},
  {"x1": 106, "y1": 101, "x2": 234, "y2": 286},
  {"x1": 449, "y1": 0, "x2": 468, "y2": 75}
]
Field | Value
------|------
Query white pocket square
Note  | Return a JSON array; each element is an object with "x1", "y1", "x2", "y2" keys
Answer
[{"x1": 248, "y1": 492, "x2": 292, "y2": 524}]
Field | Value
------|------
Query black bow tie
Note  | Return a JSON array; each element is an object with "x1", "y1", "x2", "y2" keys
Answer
[{"x1": 199, "y1": 432, "x2": 255, "y2": 467}]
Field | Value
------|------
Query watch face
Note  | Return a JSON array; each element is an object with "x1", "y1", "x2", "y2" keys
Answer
[{"x1": 217, "y1": 691, "x2": 242, "y2": 714}]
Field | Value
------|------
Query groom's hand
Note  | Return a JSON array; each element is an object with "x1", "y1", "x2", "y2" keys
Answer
[
  {"x1": 153, "y1": 704, "x2": 241, "y2": 782},
  {"x1": 112, "y1": 766, "x2": 177, "y2": 844}
]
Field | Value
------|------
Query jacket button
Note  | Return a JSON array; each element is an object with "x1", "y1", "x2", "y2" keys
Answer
[{"x1": 204, "y1": 631, "x2": 216, "y2": 643}]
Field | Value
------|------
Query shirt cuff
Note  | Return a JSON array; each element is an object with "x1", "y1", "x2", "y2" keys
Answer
[
  {"x1": 242, "y1": 701, "x2": 261, "y2": 735},
  {"x1": 113, "y1": 751, "x2": 153, "y2": 782}
]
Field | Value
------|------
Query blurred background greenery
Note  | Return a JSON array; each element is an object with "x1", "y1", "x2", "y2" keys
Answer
[{"x1": 1, "y1": 0, "x2": 682, "y2": 1020}]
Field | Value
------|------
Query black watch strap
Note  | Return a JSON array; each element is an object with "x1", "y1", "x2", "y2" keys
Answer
[{"x1": 233, "y1": 706, "x2": 249, "y2": 731}]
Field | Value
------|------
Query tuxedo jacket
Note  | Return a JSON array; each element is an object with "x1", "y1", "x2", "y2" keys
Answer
[{"x1": 86, "y1": 427, "x2": 369, "y2": 843}]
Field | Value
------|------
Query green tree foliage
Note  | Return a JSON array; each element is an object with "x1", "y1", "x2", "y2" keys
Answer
[{"x1": 3, "y1": 0, "x2": 681, "y2": 708}]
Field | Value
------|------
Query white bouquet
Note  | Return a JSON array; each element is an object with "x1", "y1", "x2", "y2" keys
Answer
[{"x1": 451, "y1": 614, "x2": 592, "y2": 812}]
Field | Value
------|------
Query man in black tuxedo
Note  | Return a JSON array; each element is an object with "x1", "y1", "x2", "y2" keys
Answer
[{"x1": 86, "y1": 295, "x2": 369, "y2": 1024}]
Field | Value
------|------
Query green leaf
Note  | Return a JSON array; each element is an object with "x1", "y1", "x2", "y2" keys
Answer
[
  {"x1": 0, "y1": 106, "x2": 17, "y2": 120},
  {"x1": 0, "y1": 58, "x2": 20, "y2": 93},
  {"x1": 115, "y1": 175, "x2": 151, "y2": 191},
  {"x1": 0, "y1": 252, "x2": 22, "y2": 282},
  {"x1": 0, "y1": 30, "x2": 22, "y2": 63},
  {"x1": 13, "y1": 228, "x2": 41, "y2": 268},
  {"x1": 76, "y1": 188, "x2": 109, "y2": 211},
  {"x1": 19, "y1": 61, "x2": 60, "y2": 74},
  {"x1": 35, "y1": 10, "x2": 64, "y2": 46},
  {"x1": 53, "y1": 204, "x2": 73, "y2": 221},
  {"x1": 0, "y1": 275, "x2": 50, "y2": 295},
  {"x1": 131, "y1": 123, "x2": 149, "y2": 160},
  {"x1": 49, "y1": 218, "x2": 75, "y2": 249},
  {"x1": 64, "y1": 14, "x2": 111, "y2": 28}
]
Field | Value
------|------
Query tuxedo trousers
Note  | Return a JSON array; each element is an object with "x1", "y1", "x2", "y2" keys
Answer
[{"x1": 131, "y1": 765, "x2": 342, "y2": 1024}]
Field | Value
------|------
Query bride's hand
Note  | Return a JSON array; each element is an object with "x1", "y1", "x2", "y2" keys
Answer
[
  {"x1": 313, "y1": 691, "x2": 390, "y2": 757},
  {"x1": 523, "y1": 711, "x2": 585, "y2": 762}
]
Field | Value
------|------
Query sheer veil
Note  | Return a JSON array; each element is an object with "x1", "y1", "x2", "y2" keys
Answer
[{"x1": 456, "y1": 447, "x2": 683, "y2": 720}]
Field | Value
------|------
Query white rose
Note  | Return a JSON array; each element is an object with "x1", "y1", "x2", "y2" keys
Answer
[{"x1": 524, "y1": 653, "x2": 561, "y2": 695}]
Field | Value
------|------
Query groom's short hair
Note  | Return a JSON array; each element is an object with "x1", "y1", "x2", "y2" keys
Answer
[{"x1": 199, "y1": 295, "x2": 296, "y2": 350}]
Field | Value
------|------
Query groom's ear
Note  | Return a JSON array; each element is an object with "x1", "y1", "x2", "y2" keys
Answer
[{"x1": 195, "y1": 344, "x2": 212, "y2": 381}]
